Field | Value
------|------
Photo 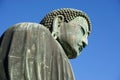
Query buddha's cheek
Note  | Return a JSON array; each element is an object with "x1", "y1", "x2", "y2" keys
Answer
[{"x1": 67, "y1": 35, "x2": 77, "y2": 46}]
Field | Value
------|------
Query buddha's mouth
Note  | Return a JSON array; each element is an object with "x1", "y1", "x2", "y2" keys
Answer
[{"x1": 78, "y1": 45, "x2": 83, "y2": 53}]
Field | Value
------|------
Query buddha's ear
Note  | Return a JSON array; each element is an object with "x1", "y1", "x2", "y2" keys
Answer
[{"x1": 52, "y1": 15, "x2": 64, "y2": 39}]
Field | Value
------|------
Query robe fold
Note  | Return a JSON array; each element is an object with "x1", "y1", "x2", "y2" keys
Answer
[{"x1": 0, "y1": 22, "x2": 75, "y2": 80}]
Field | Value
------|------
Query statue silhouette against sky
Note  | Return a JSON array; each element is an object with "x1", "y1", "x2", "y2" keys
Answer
[{"x1": 0, "y1": 8, "x2": 91, "y2": 80}]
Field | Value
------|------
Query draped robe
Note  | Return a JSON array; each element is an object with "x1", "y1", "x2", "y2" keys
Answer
[{"x1": 0, "y1": 23, "x2": 75, "y2": 80}]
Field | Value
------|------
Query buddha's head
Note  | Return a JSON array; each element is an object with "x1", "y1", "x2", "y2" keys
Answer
[{"x1": 40, "y1": 8, "x2": 91, "y2": 59}]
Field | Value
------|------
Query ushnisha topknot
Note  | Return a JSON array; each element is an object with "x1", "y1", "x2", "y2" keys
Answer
[{"x1": 40, "y1": 8, "x2": 91, "y2": 34}]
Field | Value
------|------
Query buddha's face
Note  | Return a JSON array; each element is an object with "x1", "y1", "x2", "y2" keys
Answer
[{"x1": 58, "y1": 16, "x2": 89, "y2": 58}]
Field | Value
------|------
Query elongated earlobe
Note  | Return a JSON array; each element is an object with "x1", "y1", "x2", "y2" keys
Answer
[
  {"x1": 52, "y1": 15, "x2": 64, "y2": 39},
  {"x1": 52, "y1": 32, "x2": 57, "y2": 39}
]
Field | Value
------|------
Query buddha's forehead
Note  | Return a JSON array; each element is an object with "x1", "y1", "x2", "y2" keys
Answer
[{"x1": 70, "y1": 16, "x2": 89, "y2": 32}]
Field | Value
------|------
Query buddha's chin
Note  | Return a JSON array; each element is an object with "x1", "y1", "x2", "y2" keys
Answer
[
  {"x1": 57, "y1": 39, "x2": 78, "y2": 59},
  {"x1": 64, "y1": 46, "x2": 83, "y2": 59},
  {"x1": 63, "y1": 45, "x2": 77, "y2": 59},
  {"x1": 67, "y1": 49, "x2": 77, "y2": 59},
  {"x1": 73, "y1": 46, "x2": 83, "y2": 57},
  {"x1": 73, "y1": 48, "x2": 80, "y2": 57}
]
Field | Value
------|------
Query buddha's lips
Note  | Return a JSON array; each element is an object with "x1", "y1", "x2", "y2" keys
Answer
[{"x1": 78, "y1": 45, "x2": 83, "y2": 53}]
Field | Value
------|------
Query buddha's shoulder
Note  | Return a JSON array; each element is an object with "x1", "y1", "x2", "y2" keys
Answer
[{"x1": 6, "y1": 22, "x2": 49, "y2": 33}]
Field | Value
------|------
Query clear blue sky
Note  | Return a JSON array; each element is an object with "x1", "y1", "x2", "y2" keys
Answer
[{"x1": 0, "y1": 0, "x2": 120, "y2": 80}]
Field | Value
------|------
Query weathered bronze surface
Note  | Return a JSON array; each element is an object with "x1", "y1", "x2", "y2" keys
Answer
[
  {"x1": 0, "y1": 8, "x2": 91, "y2": 80},
  {"x1": 0, "y1": 23, "x2": 74, "y2": 80}
]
